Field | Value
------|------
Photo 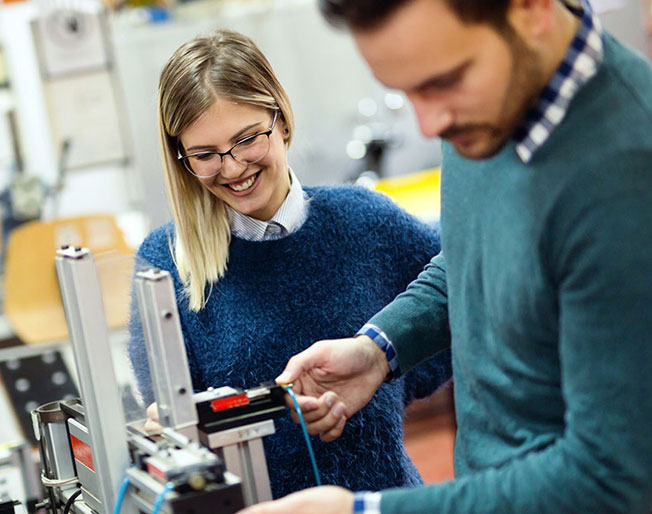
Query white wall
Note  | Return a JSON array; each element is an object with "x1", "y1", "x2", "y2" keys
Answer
[
  {"x1": 597, "y1": 0, "x2": 648, "y2": 54},
  {"x1": 0, "y1": 2, "x2": 146, "y2": 251}
]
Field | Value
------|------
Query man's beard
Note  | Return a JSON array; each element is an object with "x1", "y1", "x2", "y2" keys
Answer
[{"x1": 445, "y1": 29, "x2": 545, "y2": 160}]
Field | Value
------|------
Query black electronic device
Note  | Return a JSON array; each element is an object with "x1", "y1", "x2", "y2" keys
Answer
[{"x1": 195, "y1": 382, "x2": 286, "y2": 433}]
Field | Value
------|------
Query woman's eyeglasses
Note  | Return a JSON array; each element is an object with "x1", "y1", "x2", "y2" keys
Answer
[{"x1": 177, "y1": 110, "x2": 279, "y2": 178}]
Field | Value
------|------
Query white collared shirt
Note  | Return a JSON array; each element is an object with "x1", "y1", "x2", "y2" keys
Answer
[{"x1": 227, "y1": 167, "x2": 308, "y2": 241}]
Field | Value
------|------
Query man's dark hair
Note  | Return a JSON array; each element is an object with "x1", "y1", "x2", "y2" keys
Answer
[{"x1": 318, "y1": 0, "x2": 512, "y2": 31}]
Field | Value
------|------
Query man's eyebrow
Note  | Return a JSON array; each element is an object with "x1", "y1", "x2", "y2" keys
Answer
[
  {"x1": 186, "y1": 121, "x2": 265, "y2": 152},
  {"x1": 414, "y1": 60, "x2": 471, "y2": 91}
]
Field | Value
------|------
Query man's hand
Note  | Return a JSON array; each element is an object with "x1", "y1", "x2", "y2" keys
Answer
[
  {"x1": 276, "y1": 335, "x2": 390, "y2": 441},
  {"x1": 236, "y1": 486, "x2": 354, "y2": 514},
  {"x1": 144, "y1": 402, "x2": 163, "y2": 433}
]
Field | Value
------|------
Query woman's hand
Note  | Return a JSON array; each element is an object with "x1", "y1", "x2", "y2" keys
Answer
[{"x1": 144, "y1": 402, "x2": 163, "y2": 433}]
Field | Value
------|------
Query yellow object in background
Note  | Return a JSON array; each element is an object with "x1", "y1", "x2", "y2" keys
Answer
[{"x1": 375, "y1": 168, "x2": 441, "y2": 222}]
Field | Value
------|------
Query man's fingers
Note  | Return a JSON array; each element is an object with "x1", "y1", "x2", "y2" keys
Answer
[
  {"x1": 287, "y1": 393, "x2": 324, "y2": 424},
  {"x1": 290, "y1": 403, "x2": 346, "y2": 434},
  {"x1": 276, "y1": 352, "x2": 310, "y2": 385},
  {"x1": 237, "y1": 485, "x2": 353, "y2": 514},
  {"x1": 285, "y1": 391, "x2": 319, "y2": 411},
  {"x1": 285, "y1": 391, "x2": 345, "y2": 436},
  {"x1": 298, "y1": 392, "x2": 337, "y2": 423},
  {"x1": 276, "y1": 340, "x2": 332, "y2": 386},
  {"x1": 319, "y1": 416, "x2": 347, "y2": 443},
  {"x1": 304, "y1": 401, "x2": 346, "y2": 437}
]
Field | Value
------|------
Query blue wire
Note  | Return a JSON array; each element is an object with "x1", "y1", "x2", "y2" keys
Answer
[
  {"x1": 152, "y1": 481, "x2": 175, "y2": 514},
  {"x1": 113, "y1": 475, "x2": 131, "y2": 514},
  {"x1": 285, "y1": 385, "x2": 322, "y2": 486}
]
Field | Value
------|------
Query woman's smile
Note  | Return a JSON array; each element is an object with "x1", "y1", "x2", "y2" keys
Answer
[{"x1": 221, "y1": 170, "x2": 262, "y2": 195}]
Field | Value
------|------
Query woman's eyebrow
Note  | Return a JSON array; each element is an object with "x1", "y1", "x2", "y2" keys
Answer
[
  {"x1": 186, "y1": 120, "x2": 265, "y2": 152},
  {"x1": 230, "y1": 121, "x2": 265, "y2": 142}
]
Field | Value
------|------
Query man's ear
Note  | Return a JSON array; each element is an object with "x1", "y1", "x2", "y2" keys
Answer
[{"x1": 507, "y1": 0, "x2": 554, "y2": 40}]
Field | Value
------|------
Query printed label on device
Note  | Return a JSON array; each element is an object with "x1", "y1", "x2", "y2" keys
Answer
[
  {"x1": 211, "y1": 394, "x2": 250, "y2": 412},
  {"x1": 70, "y1": 434, "x2": 95, "y2": 471}
]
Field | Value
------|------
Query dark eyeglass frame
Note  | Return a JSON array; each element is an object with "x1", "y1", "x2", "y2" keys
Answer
[{"x1": 177, "y1": 110, "x2": 280, "y2": 178}]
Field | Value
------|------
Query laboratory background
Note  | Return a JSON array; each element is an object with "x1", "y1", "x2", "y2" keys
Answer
[{"x1": 0, "y1": 0, "x2": 649, "y2": 512}]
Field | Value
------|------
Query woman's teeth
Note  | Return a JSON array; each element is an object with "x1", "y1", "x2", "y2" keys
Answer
[{"x1": 228, "y1": 173, "x2": 257, "y2": 192}]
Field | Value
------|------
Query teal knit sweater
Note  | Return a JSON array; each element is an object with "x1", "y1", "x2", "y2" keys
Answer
[{"x1": 370, "y1": 34, "x2": 652, "y2": 513}]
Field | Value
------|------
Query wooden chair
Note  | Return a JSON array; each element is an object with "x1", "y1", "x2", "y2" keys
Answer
[{"x1": 3, "y1": 215, "x2": 133, "y2": 344}]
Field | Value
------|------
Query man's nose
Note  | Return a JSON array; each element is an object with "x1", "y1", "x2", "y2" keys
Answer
[{"x1": 409, "y1": 95, "x2": 454, "y2": 139}]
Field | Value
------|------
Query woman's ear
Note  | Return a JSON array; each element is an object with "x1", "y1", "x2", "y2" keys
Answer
[{"x1": 281, "y1": 123, "x2": 290, "y2": 141}]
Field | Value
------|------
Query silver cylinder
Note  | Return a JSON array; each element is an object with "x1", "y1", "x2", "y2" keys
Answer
[{"x1": 32, "y1": 401, "x2": 76, "y2": 482}]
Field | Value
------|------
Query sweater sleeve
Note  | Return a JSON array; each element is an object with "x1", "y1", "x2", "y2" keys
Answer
[
  {"x1": 368, "y1": 252, "x2": 451, "y2": 374},
  {"x1": 378, "y1": 154, "x2": 652, "y2": 513},
  {"x1": 380, "y1": 213, "x2": 452, "y2": 404}
]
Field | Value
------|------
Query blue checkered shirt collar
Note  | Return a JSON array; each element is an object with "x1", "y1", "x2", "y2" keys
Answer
[
  {"x1": 514, "y1": 0, "x2": 604, "y2": 163},
  {"x1": 227, "y1": 167, "x2": 308, "y2": 241}
]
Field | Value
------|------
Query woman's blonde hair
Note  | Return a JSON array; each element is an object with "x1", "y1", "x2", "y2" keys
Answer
[{"x1": 158, "y1": 29, "x2": 294, "y2": 311}]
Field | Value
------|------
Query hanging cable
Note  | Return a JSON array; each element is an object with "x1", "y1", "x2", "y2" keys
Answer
[
  {"x1": 41, "y1": 474, "x2": 79, "y2": 487},
  {"x1": 62, "y1": 489, "x2": 82, "y2": 514},
  {"x1": 152, "y1": 482, "x2": 175, "y2": 514},
  {"x1": 284, "y1": 385, "x2": 322, "y2": 486},
  {"x1": 113, "y1": 475, "x2": 131, "y2": 514}
]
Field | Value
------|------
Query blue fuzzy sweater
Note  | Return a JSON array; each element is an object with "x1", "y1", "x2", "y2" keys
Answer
[{"x1": 129, "y1": 185, "x2": 452, "y2": 498}]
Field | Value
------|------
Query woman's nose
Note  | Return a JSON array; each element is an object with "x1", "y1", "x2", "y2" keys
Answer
[{"x1": 219, "y1": 154, "x2": 247, "y2": 178}]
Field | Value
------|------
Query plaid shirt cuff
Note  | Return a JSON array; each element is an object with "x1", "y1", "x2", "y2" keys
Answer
[
  {"x1": 357, "y1": 324, "x2": 401, "y2": 379},
  {"x1": 353, "y1": 491, "x2": 381, "y2": 514}
]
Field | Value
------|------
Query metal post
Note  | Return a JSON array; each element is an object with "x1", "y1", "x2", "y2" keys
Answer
[
  {"x1": 55, "y1": 247, "x2": 129, "y2": 512},
  {"x1": 201, "y1": 421, "x2": 275, "y2": 505},
  {"x1": 134, "y1": 268, "x2": 198, "y2": 440}
]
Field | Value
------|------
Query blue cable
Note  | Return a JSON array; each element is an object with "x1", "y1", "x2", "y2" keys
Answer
[
  {"x1": 285, "y1": 385, "x2": 322, "y2": 486},
  {"x1": 113, "y1": 475, "x2": 131, "y2": 514},
  {"x1": 152, "y1": 481, "x2": 175, "y2": 514}
]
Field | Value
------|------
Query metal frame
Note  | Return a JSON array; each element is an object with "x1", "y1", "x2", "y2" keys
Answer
[
  {"x1": 48, "y1": 251, "x2": 274, "y2": 512},
  {"x1": 135, "y1": 267, "x2": 273, "y2": 506},
  {"x1": 54, "y1": 247, "x2": 129, "y2": 512},
  {"x1": 134, "y1": 269, "x2": 197, "y2": 440},
  {"x1": 201, "y1": 421, "x2": 274, "y2": 505}
]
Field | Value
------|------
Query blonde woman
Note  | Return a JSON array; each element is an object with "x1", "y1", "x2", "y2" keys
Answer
[{"x1": 128, "y1": 29, "x2": 451, "y2": 498}]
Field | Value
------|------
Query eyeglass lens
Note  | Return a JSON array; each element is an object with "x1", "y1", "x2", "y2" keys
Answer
[{"x1": 189, "y1": 134, "x2": 270, "y2": 177}]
